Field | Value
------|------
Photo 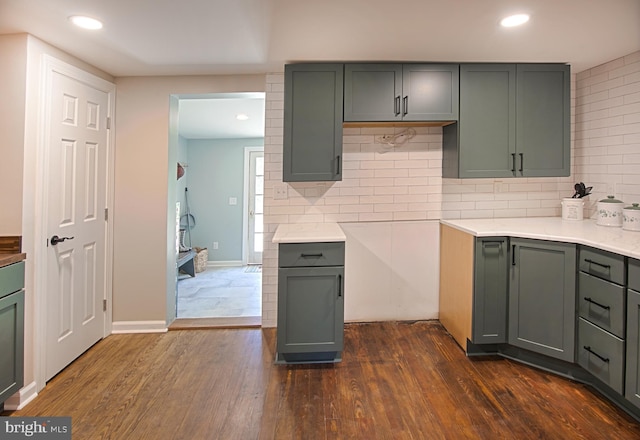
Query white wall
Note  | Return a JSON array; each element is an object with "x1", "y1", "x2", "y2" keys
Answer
[
  {"x1": 112, "y1": 75, "x2": 265, "y2": 324},
  {"x1": 574, "y1": 50, "x2": 640, "y2": 216}
]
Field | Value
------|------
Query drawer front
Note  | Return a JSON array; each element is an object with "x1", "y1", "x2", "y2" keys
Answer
[
  {"x1": 629, "y1": 258, "x2": 640, "y2": 292},
  {"x1": 578, "y1": 317, "x2": 625, "y2": 394},
  {"x1": 579, "y1": 246, "x2": 624, "y2": 285},
  {"x1": 578, "y1": 272, "x2": 626, "y2": 338},
  {"x1": 279, "y1": 242, "x2": 345, "y2": 267},
  {"x1": 0, "y1": 261, "x2": 25, "y2": 299}
]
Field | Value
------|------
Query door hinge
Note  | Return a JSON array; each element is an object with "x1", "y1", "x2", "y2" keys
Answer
[
  {"x1": 106, "y1": 117, "x2": 111, "y2": 129},
  {"x1": 103, "y1": 299, "x2": 107, "y2": 312},
  {"x1": 104, "y1": 208, "x2": 108, "y2": 221}
]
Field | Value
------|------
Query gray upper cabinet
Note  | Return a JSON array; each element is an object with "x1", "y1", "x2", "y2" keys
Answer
[
  {"x1": 443, "y1": 63, "x2": 570, "y2": 178},
  {"x1": 516, "y1": 64, "x2": 571, "y2": 177},
  {"x1": 344, "y1": 64, "x2": 459, "y2": 122},
  {"x1": 509, "y1": 239, "x2": 576, "y2": 362},
  {"x1": 283, "y1": 64, "x2": 343, "y2": 182}
]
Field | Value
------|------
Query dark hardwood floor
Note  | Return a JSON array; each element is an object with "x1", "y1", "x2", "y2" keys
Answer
[{"x1": 4, "y1": 321, "x2": 640, "y2": 439}]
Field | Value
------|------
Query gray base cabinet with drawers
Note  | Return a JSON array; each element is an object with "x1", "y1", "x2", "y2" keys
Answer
[
  {"x1": 509, "y1": 238, "x2": 576, "y2": 362},
  {"x1": 627, "y1": 258, "x2": 640, "y2": 410},
  {"x1": 577, "y1": 247, "x2": 627, "y2": 394},
  {"x1": 276, "y1": 242, "x2": 345, "y2": 364},
  {"x1": 0, "y1": 261, "x2": 25, "y2": 407}
]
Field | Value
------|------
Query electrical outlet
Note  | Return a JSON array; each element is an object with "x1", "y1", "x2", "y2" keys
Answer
[
  {"x1": 494, "y1": 181, "x2": 504, "y2": 193},
  {"x1": 213, "y1": 242, "x2": 219, "y2": 250},
  {"x1": 274, "y1": 184, "x2": 288, "y2": 200},
  {"x1": 229, "y1": 197, "x2": 237, "y2": 205}
]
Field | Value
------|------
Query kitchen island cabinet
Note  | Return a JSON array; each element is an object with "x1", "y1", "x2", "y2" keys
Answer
[
  {"x1": 273, "y1": 223, "x2": 346, "y2": 364},
  {"x1": 283, "y1": 64, "x2": 343, "y2": 182},
  {"x1": 344, "y1": 63, "x2": 459, "y2": 122}
]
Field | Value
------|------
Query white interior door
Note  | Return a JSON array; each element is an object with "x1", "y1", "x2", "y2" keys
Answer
[
  {"x1": 45, "y1": 70, "x2": 109, "y2": 380},
  {"x1": 247, "y1": 151, "x2": 264, "y2": 265}
]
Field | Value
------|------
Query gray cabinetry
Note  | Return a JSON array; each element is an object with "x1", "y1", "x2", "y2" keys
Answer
[
  {"x1": 577, "y1": 246, "x2": 626, "y2": 393},
  {"x1": 472, "y1": 237, "x2": 508, "y2": 344},
  {"x1": 626, "y1": 258, "x2": 640, "y2": 410},
  {"x1": 344, "y1": 64, "x2": 459, "y2": 122},
  {"x1": 509, "y1": 239, "x2": 576, "y2": 362},
  {"x1": 443, "y1": 63, "x2": 570, "y2": 178},
  {"x1": 276, "y1": 242, "x2": 345, "y2": 364},
  {"x1": 283, "y1": 64, "x2": 343, "y2": 182},
  {"x1": 0, "y1": 261, "x2": 25, "y2": 407}
]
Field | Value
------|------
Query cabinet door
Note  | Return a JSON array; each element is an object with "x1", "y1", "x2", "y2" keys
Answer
[
  {"x1": 277, "y1": 267, "x2": 344, "y2": 355},
  {"x1": 402, "y1": 64, "x2": 459, "y2": 121},
  {"x1": 0, "y1": 290, "x2": 24, "y2": 404},
  {"x1": 509, "y1": 239, "x2": 576, "y2": 362},
  {"x1": 344, "y1": 64, "x2": 402, "y2": 122},
  {"x1": 516, "y1": 64, "x2": 570, "y2": 177},
  {"x1": 473, "y1": 237, "x2": 509, "y2": 344},
  {"x1": 626, "y1": 289, "x2": 640, "y2": 410},
  {"x1": 456, "y1": 64, "x2": 516, "y2": 178},
  {"x1": 283, "y1": 64, "x2": 343, "y2": 182}
]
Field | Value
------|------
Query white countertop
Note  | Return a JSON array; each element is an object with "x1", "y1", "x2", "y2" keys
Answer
[
  {"x1": 441, "y1": 217, "x2": 640, "y2": 260},
  {"x1": 272, "y1": 222, "x2": 346, "y2": 244}
]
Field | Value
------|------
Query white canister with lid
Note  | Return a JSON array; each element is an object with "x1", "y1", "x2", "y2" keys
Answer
[
  {"x1": 623, "y1": 203, "x2": 640, "y2": 231},
  {"x1": 596, "y1": 195, "x2": 624, "y2": 227}
]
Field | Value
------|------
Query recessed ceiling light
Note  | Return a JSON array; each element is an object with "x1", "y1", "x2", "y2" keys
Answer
[
  {"x1": 69, "y1": 15, "x2": 103, "y2": 30},
  {"x1": 236, "y1": 114, "x2": 249, "y2": 121},
  {"x1": 500, "y1": 14, "x2": 530, "y2": 28}
]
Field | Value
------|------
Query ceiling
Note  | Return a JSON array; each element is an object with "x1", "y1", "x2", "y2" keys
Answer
[{"x1": 1, "y1": 0, "x2": 638, "y2": 139}]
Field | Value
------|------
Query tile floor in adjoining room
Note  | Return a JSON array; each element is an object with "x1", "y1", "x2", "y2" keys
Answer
[{"x1": 177, "y1": 266, "x2": 261, "y2": 318}]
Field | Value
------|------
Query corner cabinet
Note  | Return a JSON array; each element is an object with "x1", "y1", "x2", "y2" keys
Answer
[
  {"x1": 276, "y1": 242, "x2": 345, "y2": 364},
  {"x1": 344, "y1": 63, "x2": 459, "y2": 122},
  {"x1": 443, "y1": 63, "x2": 570, "y2": 178},
  {"x1": 509, "y1": 238, "x2": 576, "y2": 362},
  {"x1": 283, "y1": 64, "x2": 344, "y2": 182},
  {"x1": 0, "y1": 261, "x2": 25, "y2": 407}
]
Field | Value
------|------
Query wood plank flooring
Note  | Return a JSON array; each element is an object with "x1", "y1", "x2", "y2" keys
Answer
[{"x1": 4, "y1": 321, "x2": 640, "y2": 439}]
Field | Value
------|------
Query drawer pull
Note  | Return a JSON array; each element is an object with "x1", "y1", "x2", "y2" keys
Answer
[
  {"x1": 583, "y1": 345, "x2": 610, "y2": 363},
  {"x1": 301, "y1": 253, "x2": 323, "y2": 258},
  {"x1": 584, "y1": 297, "x2": 610, "y2": 310},
  {"x1": 338, "y1": 274, "x2": 342, "y2": 297},
  {"x1": 584, "y1": 258, "x2": 611, "y2": 270}
]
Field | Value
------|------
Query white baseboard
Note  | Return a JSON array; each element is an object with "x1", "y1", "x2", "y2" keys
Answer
[
  {"x1": 208, "y1": 260, "x2": 243, "y2": 267},
  {"x1": 4, "y1": 381, "x2": 38, "y2": 410},
  {"x1": 111, "y1": 321, "x2": 168, "y2": 334}
]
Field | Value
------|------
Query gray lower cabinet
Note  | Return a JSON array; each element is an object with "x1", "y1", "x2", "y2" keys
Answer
[
  {"x1": 344, "y1": 63, "x2": 459, "y2": 121},
  {"x1": 443, "y1": 63, "x2": 570, "y2": 178},
  {"x1": 472, "y1": 237, "x2": 508, "y2": 344},
  {"x1": 276, "y1": 242, "x2": 345, "y2": 364},
  {"x1": 626, "y1": 259, "x2": 640, "y2": 410},
  {"x1": 283, "y1": 64, "x2": 343, "y2": 182},
  {"x1": 509, "y1": 239, "x2": 576, "y2": 362},
  {"x1": 0, "y1": 261, "x2": 25, "y2": 407}
]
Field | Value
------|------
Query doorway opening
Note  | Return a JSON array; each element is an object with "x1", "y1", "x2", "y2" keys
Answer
[{"x1": 171, "y1": 93, "x2": 265, "y2": 326}]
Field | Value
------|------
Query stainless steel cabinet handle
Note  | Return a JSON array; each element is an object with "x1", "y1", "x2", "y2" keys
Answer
[
  {"x1": 301, "y1": 253, "x2": 323, "y2": 258},
  {"x1": 336, "y1": 155, "x2": 341, "y2": 175},
  {"x1": 394, "y1": 96, "x2": 401, "y2": 116},
  {"x1": 402, "y1": 96, "x2": 408, "y2": 116},
  {"x1": 511, "y1": 244, "x2": 516, "y2": 266},
  {"x1": 511, "y1": 153, "x2": 516, "y2": 173},
  {"x1": 338, "y1": 274, "x2": 342, "y2": 297}
]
